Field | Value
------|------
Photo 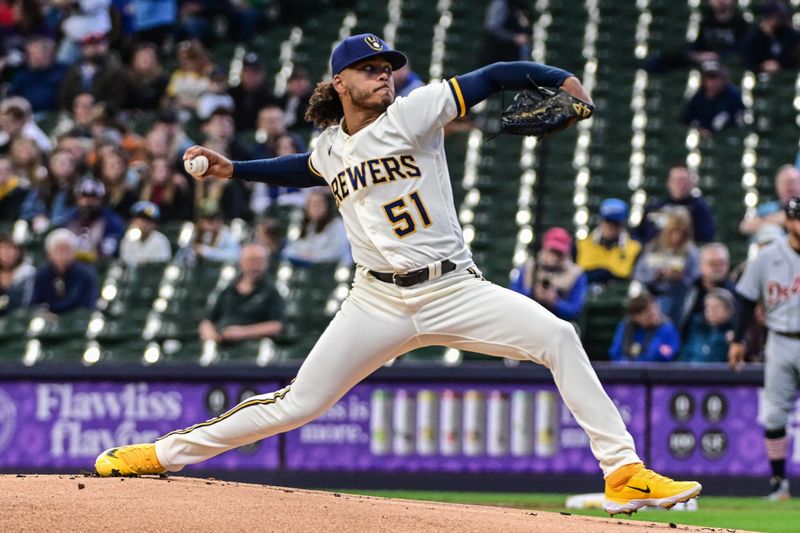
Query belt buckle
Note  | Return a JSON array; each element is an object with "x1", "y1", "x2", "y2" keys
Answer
[{"x1": 392, "y1": 272, "x2": 400, "y2": 285}]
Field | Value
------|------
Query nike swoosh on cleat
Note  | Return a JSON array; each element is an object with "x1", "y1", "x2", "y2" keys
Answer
[
  {"x1": 105, "y1": 448, "x2": 119, "y2": 458},
  {"x1": 626, "y1": 484, "x2": 651, "y2": 494}
]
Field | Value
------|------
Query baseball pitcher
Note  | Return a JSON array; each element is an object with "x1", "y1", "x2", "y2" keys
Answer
[{"x1": 95, "y1": 34, "x2": 701, "y2": 516}]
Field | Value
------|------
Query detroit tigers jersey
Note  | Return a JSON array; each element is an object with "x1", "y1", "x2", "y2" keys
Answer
[
  {"x1": 307, "y1": 79, "x2": 472, "y2": 272},
  {"x1": 736, "y1": 237, "x2": 800, "y2": 333}
]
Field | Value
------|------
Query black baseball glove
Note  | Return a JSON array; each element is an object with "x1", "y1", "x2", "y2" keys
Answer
[{"x1": 499, "y1": 81, "x2": 594, "y2": 137}]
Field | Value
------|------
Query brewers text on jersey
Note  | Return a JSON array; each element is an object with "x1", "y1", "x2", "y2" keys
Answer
[{"x1": 317, "y1": 155, "x2": 422, "y2": 206}]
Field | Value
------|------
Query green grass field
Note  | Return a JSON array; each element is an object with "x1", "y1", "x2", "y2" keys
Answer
[{"x1": 340, "y1": 490, "x2": 799, "y2": 533}]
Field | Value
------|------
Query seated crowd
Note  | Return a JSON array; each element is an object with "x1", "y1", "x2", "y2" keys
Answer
[
  {"x1": 0, "y1": 2, "x2": 357, "y2": 356},
  {"x1": 512, "y1": 161, "x2": 797, "y2": 364},
  {"x1": 0, "y1": 0, "x2": 797, "y2": 364}
]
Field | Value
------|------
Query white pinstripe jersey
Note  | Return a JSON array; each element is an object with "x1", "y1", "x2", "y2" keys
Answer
[{"x1": 307, "y1": 79, "x2": 473, "y2": 273}]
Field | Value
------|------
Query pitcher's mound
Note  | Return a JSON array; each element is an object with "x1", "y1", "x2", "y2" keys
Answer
[{"x1": 1, "y1": 475, "x2": 731, "y2": 532}]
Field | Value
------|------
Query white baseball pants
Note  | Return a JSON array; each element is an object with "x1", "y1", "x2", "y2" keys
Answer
[{"x1": 155, "y1": 267, "x2": 641, "y2": 476}]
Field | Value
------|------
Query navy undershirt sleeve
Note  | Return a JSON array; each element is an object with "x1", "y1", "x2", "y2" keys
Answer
[
  {"x1": 455, "y1": 61, "x2": 574, "y2": 110},
  {"x1": 232, "y1": 153, "x2": 327, "y2": 188},
  {"x1": 732, "y1": 293, "x2": 757, "y2": 343}
]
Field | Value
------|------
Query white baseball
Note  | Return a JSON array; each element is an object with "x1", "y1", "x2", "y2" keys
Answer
[{"x1": 184, "y1": 155, "x2": 209, "y2": 177}]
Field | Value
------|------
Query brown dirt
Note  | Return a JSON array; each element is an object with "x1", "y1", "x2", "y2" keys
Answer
[{"x1": 0, "y1": 475, "x2": 744, "y2": 532}]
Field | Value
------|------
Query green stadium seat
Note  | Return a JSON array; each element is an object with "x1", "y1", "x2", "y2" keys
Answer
[{"x1": 580, "y1": 281, "x2": 630, "y2": 360}]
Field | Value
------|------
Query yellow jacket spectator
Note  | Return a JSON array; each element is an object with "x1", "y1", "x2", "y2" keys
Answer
[{"x1": 577, "y1": 199, "x2": 641, "y2": 284}]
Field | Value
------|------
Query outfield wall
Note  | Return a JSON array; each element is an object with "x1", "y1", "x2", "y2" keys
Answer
[{"x1": 1, "y1": 362, "x2": 796, "y2": 483}]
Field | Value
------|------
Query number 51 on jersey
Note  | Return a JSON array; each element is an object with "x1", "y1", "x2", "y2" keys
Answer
[{"x1": 382, "y1": 190, "x2": 432, "y2": 238}]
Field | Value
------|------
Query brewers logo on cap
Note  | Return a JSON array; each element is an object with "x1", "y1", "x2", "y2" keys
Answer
[
  {"x1": 365, "y1": 35, "x2": 383, "y2": 51},
  {"x1": 330, "y1": 33, "x2": 407, "y2": 75}
]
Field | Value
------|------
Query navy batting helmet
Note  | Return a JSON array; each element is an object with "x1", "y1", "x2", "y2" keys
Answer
[{"x1": 786, "y1": 196, "x2": 800, "y2": 220}]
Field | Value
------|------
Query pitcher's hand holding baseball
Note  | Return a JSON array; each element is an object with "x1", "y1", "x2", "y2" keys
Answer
[{"x1": 182, "y1": 146, "x2": 234, "y2": 180}]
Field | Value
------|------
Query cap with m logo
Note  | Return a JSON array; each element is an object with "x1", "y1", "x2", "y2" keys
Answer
[{"x1": 331, "y1": 33, "x2": 407, "y2": 75}]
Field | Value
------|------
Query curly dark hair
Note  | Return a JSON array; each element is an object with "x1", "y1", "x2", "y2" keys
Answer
[{"x1": 304, "y1": 80, "x2": 344, "y2": 129}]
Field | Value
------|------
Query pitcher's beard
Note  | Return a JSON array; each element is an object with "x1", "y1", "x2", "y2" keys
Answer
[{"x1": 350, "y1": 86, "x2": 393, "y2": 113}]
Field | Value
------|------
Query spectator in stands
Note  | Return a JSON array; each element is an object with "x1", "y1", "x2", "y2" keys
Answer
[
  {"x1": 680, "y1": 288, "x2": 735, "y2": 363},
  {"x1": 196, "y1": 66, "x2": 235, "y2": 121},
  {"x1": 633, "y1": 164, "x2": 715, "y2": 244},
  {"x1": 9, "y1": 136, "x2": 48, "y2": 185},
  {"x1": 54, "y1": 129, "x2": 92, "y2": 169},
  {"x1": 19, "y1": 148, "x2": 81, "y2": 231},
  {"x1": 249, "y1": 133, "x2": 308, "y2": 217},
  {"x1": 53, "y1": 0, "x2": 112, "y2": 65},
  {"x1": 165, "y1": 39, "x2": 213, "y2": 115},
  {"x1": 8, "y1": 36, "x2": 67, "y2": 114},
  {"x1": 510, "y1": 227, "x2": 588, "y2": 322},
  {"x1": 576, "y1": 198, "x2": 641, "y2": 285},
  {"x1": 281, "y1": 67, "x2": 313, "y2": 130},
  {"x1": 690, "y1": 0, "x2": 750, "y2": 65},
  {"x1": 0, "y1": 0, "x2": 51, "y2": 42},
  {"x1": 144, "y1": 114, "x2": 195, "y2": 162},
  {"x1": 123, "y1": 42, "x2": 170, "y2": 112},
  {"x1": 199, "y1": 243, "x2": 284, "y2": 345},
  {"x1": 130, "y1": 0, "x2": 177, "y2": 48},
  {"x1": 30, "y1": 228, "x2": 98, "y2": 314},
  {"x1": 59, "y1": 32, "x2": 127, "y2": 112},
  {"x1": 283, "y1": 189, "x2": 350, "y2": 266},
  {"x1": 119, "y1": 201, "x2": 172, "y2": 267},
  {"x1": 609, "y1": 293, "x2": 681, "y2": 363},
  {"x1": 0, "y1": 155, "x2": 28, "y2": 221},
  {"x1": 252, "y1": 218, "x2": 284, "y2": 260},
  {"x1": 739, "y1": 165, "x2": 800, "y2": 237},
  {"x1": 138, "y1": 156, "x2": 192, "y2": 221},
  {"x1": 0, "y1": 235, "x2": 35, "y2": 315},
  {"x1": 63, "y1": 178, "x2": 126, "y2": 262},
  {"x1": 643, "y1": 0, "x2": 749, "y2": 73},
  {"x1": 180, "y1": 200, "x2": 240, "y2": 264},
  {"x1": 95, "y1": 147, "x2": 138, "y2": 218},
  {"x1": 0, "y1": 100, "x2": 25, "y2": 155},
  {"x1": 229, "y1": 0, "x2": 264, "y2": 44},
  {"x1": 479, "y1": 0, "x2": 533, "y2": 65},
  {"x1": 254, "y1": 104, "x2": 306, "y2": 157},
  {"x1": 393, "y1": 63, "x2": 425, "y2": 98},
  {"x1": 200, "y1": 108, "x2": 251, "y2": 161},
  {"x1": 227, "y1": 51, "x2": 280, "y2": 131},
  {"x1": 743, "y1": 0, "x2": 800, "y2": 73},
  {"x1": 52, "y1": 92, "x2": 97, "y2": 140},
  {"x1": 682, "y1": 61, "x2": 745, "y2": 135},
  {"x1": 90, "y1": 112, "x2": 149, "y2": 166},
  {"x1": 0, "y1": 96, "x2": 52, "y2": 153},
  {"x1": 678, "y1": 242, "x2": 736, "y2": 335},
  {"x1": 196, "y1": 108, "x2": 251, "y2": 220},
  {"x1": 176, "y1": 0, "x2": 235, "y2": 45},
  {"x1": 633, "y1": 209, "x2": 701, "y2": 325}
]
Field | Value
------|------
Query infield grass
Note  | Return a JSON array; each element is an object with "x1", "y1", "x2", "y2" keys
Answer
[{"x1": 340, "y1": 490, "x2": 799, "y2": 533}]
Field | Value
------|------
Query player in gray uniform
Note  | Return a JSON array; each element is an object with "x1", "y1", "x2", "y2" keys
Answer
[{"x1": 730, "y1": 196, "x2": 800, "y2": 500}]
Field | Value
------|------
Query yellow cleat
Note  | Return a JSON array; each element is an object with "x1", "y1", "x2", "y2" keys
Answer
[
  {"x1": 95, "y1": 444, "x2": 165, "y2": 477},
  {"x1": 603, "y1": 462, "x2": 702, "y2": 516}
]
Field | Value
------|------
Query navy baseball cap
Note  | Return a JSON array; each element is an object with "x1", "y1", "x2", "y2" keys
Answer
[
  {"x1": 600, "y1": 198, "x2": 629, "y2": 223},
  {"x1": 331, "y1": 33, "x2": 407, "y2": 75},
  {"x1": 74, "y1": 178, "x2": 105, "y2": 198},
  {"x1": 131, "y1": 201, "x2": 161, "y2": 221}
]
